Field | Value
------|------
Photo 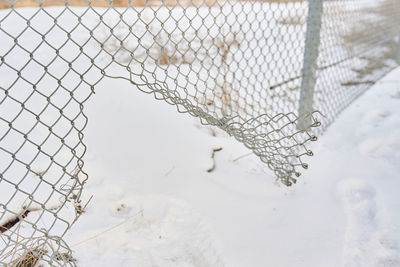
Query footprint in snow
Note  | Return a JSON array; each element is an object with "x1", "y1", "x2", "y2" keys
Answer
[
  {"x1": 338, "y1": 179, "x2": 400, "y2": 267},
  {"x1": 75, "y1": 195, "x2": 224, "y2": 267}
]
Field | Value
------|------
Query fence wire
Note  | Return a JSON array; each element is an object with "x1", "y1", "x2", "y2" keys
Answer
[
  {"x1": 0, "y1": 0, "x2": 399, "y2": 265},
  {"x1": 314, "y1": 0, "x2": 400, "y2": 129}
]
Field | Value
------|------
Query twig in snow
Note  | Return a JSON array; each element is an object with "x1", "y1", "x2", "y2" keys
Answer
[
  {"x1": 0, "y1": 210, "x2": 31, "y2": 234},
  {"x1": 207, "y1": 147, "x2": 223, "y2": 173},
  {"x1": 164, "y1": 166, "x2": 175, "y2": 176},
  {"x1": 232, "y1": 152, "x2": 253, "y2": 163},
  {"x1": 1, "y1": 203, "x2": 62, "y2": 235},
  {"x1": 71, "y1": 208, "x2": 144, "y2": 248},
  {"x1": 70, "y1": 195, "x2": 93, "y2": 228}
]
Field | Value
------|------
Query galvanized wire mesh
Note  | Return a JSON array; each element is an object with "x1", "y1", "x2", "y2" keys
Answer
[
  {"x1": 0, "y1": 0, "x2": 399, "y2": 265},
  {"x1": 313, "y1": 0, "x2": 400, "y2": 130}
]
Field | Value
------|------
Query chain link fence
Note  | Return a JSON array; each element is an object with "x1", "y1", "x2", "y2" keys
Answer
[
  {"x1": 312, "y1": 0, "x2": 400, "y2": 129},
  {"x1": 0, "y1": 0, "x2": 399, "y2": 265}
]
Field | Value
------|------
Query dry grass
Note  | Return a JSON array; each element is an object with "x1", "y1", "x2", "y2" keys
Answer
[
  {"x1": 0, "y1": 0, "x2": 213, "y2": 9},
  {"x1": 10, "y1": 246, "x2": 47, "y2": 267},
  {"x1": 215, "y1": 31, "x2": 240, "y2": 115},
  {"x1": 1, "y1": 232, "x2": 76, "y2": 266},
  {"x1": 0, "y1": 0, "x2": 306, "y2": 9},
  {"x1": 278, "y1": 14, "x2": 305, "y2": 25}
]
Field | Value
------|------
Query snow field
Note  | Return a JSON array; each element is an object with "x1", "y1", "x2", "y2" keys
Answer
[
  {"x1": 62, "y1": 68, "x2": 400, "y2": 266},
  {"x1": 0, "y1": 2, "x2": 399, "y2": 266}
]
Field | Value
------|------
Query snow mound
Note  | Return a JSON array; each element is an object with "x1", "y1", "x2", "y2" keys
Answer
[
  {"x1": 72, "y1": 195, "x2": 224, "y2": 267},
  {"x1": 338, "y1": 179, "x2": 400, "y2": 267}
]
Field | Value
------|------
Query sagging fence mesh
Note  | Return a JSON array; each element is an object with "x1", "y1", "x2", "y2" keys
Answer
[{"x1": 0, "y1": 0, "x2": 399, "y2": 265}]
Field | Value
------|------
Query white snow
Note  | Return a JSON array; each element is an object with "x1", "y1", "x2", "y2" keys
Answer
[
  {"x1": 0, "y1": 3, "x2": 399, "y2": 267},
  {"x1": 61, "y1": 68, "x2": 400, "y2": 267}
]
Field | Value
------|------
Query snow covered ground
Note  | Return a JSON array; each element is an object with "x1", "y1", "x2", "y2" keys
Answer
[
  {"x1": 0, "y1": 3, "x2": 399, "y2": 266},
  {"x1": 64, "y1": 67, "x2": 400, "y2": 267}
]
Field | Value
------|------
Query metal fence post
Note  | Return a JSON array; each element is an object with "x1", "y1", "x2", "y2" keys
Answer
[
  {"x1": 397, "y1": 30, "x2": 400, "y2": 64},
  {"x1": 297, "y1": 0, "x2": 323, "y2": 131}
]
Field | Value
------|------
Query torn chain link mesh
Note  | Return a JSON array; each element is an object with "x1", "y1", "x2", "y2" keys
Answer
[{"x1": 0, "y1": 0, "x2": 399, "y2": 265}]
